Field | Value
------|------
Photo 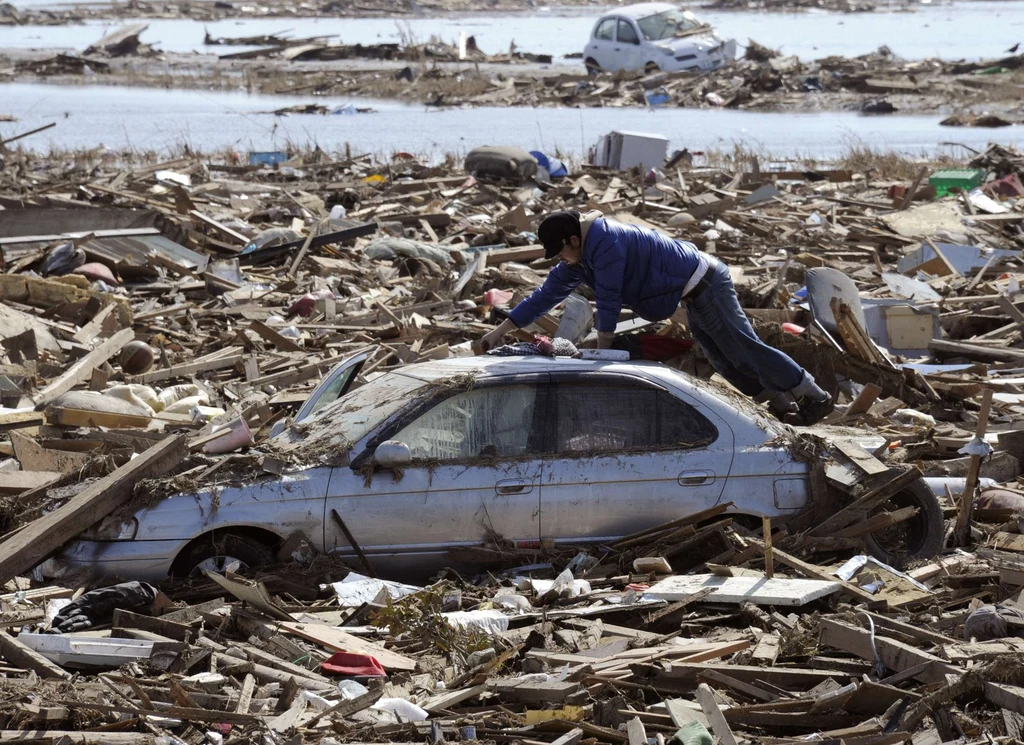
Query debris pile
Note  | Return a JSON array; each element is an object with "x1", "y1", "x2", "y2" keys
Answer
[{"x1": 0, "y1": 138, "x2": 1023, "y2": 742}]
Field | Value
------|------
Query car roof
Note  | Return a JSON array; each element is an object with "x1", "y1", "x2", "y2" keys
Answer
[
  {"x1": 603, "y1": 2, "x2": 681, "y2": 20},
  {"x1": 392, "y1": 355, "x2": 624, "y2": 381}
]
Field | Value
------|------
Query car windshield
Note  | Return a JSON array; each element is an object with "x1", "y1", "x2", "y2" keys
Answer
[
  {"x1": 272, "y1": 371, "x2": 428, "y2": 461},
  {"x1": 635, "y1": 9, "x2": 702, "y2": 40}
]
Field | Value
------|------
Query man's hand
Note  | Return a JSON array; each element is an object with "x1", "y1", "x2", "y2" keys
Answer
[
  {"x1": 597, "y1": 331, "x2": 615, "y2": 350},
  {"x1": 479, "y1": 318, "x2": 517, "y2": 353}
]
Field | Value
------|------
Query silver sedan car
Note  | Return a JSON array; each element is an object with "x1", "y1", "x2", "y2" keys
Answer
[{"x1": 51, "y1": 356, "x2": 944, "y2": 580}]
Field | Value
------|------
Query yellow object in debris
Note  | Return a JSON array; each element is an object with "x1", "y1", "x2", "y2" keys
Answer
[
  {"x1": 363, "y1": 174, "x2": 386, "y2": 185},
  {"x1": 524, "y1": 706, "x2": 585, "y2": 724}
]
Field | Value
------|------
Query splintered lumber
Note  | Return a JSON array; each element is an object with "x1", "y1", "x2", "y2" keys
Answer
[
  {"x1": 954, "y1": 388, "x2": 993, "y2": 545},
  {"x1": 31, "y1": 328, "x2": 134, "y2": 407},
  {"x1": 0, "y1": 471, "x2": 62, "y2": 495},
  {"x1": 0, "y1": 631, "x2": 71, "y2": 680},
  {"x1": 0, "y1": 735, "x2": 154, "y2": 744},
  {"x1": 986, "y1": 682, "x2": 1024, "y2": 715},
  {"x1": 277, "y1": 621, "x2": 416, "y2": 672},
  {"x1": 646, "y1": 574, "x2": 840, "y2": 607},
  {"x1": 943, "y1": 638, "x2": 1024, "y2": 662},
  {"x1": 0, "y1": 435, "x2": 187, "y2": 583},
  {"x1": 809, "y1": 467, "x2": 922, "y2": 537},
  {"x1": 818, "y1": 618, "x2": 959, "y2": 682},
  {"x1": 695, "y1": 684, "x2": 739, "y2": 745}
]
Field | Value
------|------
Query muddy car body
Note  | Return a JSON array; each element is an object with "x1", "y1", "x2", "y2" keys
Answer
[
  {"x1": 53, "y1": 357, "x2": 943, "y2": 580},
  {"x1": 584, "y1": 3, "x2": 737, "y2": 75}
]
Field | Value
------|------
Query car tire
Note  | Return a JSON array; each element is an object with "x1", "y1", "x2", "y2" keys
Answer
[
  {"x1": 171, "y1": 532, "x2": 277, "y2": 578},
  {"x1": 585, "y1": 58, "x2": 601, "y2": 75},
  {"x1": 644, "y1": 62, "x2": 660, "y2": 74},
  {"x1": 863, "y1": 478, "x2": 944, "y2": 567}
]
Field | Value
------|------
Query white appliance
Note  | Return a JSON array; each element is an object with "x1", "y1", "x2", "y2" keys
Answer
[{"x1": 591, "y1": 130, "x2": 669, "y2": 171}]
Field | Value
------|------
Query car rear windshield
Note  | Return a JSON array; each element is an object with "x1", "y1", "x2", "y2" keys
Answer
[
  {"x1": 636, "y1": 9, "x2": 702, "y2": 40},
  {"x1": 273, "y1": 371, "x2": 428, "y2": 458}
]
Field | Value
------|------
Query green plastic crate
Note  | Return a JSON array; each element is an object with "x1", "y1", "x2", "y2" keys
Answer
[{"x1": 929, "y1": 168, "x2": 986, "y2": 197}]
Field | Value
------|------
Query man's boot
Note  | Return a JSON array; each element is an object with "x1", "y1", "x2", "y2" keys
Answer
[
  {"x1": 787, "y1": 372, "x2": 834, "y2": 425},
  {"x1": 755, "y1": 390, "x2": 799, "y2": 419}
]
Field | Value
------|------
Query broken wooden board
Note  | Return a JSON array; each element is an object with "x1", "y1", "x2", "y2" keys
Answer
[
  {"x1": 0, "y1": 435, "x2": 187, "y2": 583},
  {"x1": 819, "y1": 618, "x2": 959, "y2": 682},
  {"x1": 11, "y1": 433, "x2": 90, "y2": 474},
  {"x1": 0, "y1": 471, "x2": 62, "y2": 495},
  {"x1": 31, "y1": 328, "x2": 134, "y2": 407},
  {"x1": 277, "y1": 621, "x2": 416, "y2": 672},
  {"x1": 646, "y1": 574, "x2": 840, "y2": 607}
]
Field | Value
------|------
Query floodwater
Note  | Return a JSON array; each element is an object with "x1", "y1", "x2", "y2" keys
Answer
[
  {"x1": 2, "y1": 83, "x2": 1022, "y2": 158},
  {"x1": 2, "y1": 1, "x2": 1023, "y2": 60}
]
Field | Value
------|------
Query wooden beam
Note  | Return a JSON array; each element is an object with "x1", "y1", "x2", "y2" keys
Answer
[
  {"x1": 695, "y1": 683, "x2": 739, "y2": 745},
  {"x1": 31, "y1": 328, "x2": 134, "y2": 407},
  {"x1": 0, "y1": 631, "x2": 72, "y2": 679},
  {"x1": 818, "y1": 618, "x2": 959, "y2": 683},
  {"x1": 0, "y1": 435, "x2": 187, "y2": 584}
]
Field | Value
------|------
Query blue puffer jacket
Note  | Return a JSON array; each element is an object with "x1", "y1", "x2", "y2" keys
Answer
[{"x1": 508, "y1": 216, "x2": 702, "y2": 333}]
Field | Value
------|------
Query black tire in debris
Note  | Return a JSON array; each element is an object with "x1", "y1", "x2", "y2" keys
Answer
[
  {"x1": 863, "y1": 478, "x2": 945, "y2": 567},
  {"x1": 172, "y1": 532, "x2": 277, "y2": 577},
  {"x1": 464, "y1": 146, "x2": 538, "y2": 181}
]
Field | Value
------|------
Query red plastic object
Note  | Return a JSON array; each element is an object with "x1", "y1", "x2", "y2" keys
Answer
[
  {"x1": 483, "y1": 288, "x2": 514, "y2": 307},
  {"x1": 288, "y1": 289, "x2": 334, "y2": 317},
  {"x1": 321, "y1": 652, "x2": 386, "y2": 677},
  {"x1": 782, "y1": 322, "x2": 805, "y2": 335}
]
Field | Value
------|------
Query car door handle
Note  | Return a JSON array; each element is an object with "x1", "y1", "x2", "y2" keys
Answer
[
  {"x1": 678, "y1": 471, "x2": 714, "y2": 486},
  {"x1": 495, "y1": 480, "x2": 533, "y2": 496},
  {"x1": 614, "y1": 46, "x2": 621, "y2": 51}
]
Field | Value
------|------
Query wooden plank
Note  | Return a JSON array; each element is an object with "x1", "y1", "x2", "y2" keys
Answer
[
  {"x1": 0, "y1": 734, "x2": 153, "y2": 744},
  {"x1": 809, "y1": 467, "x2": 922, "y2": 537},
  {"x1": 818, "y1": 618, "x2": 958, "y2": 682},
  {"x1": 743, "y1": 540, "x2": 881, "y2": 604},
  {"x1": 421, "y1": 683, "x2": 487, "y2": 713},
  {"x1": 695, "y1": 683, "x2": 739, "y2": 745},
  {"x1": 248, "y1": 320, "x2": 303, "y2": 352},
  {"x1": 235, "y1": 673, "x2": 255, "y2": 715},
  {"x1": 0, "y1": 631, "x2": 71, "y2": 679},
  {"x1": 277, "y1": 621, "x2": 416, "y2": 672},
  {"x1": 649, "y1": 663, "x2": 850, "y2": 689},
  {"x1": 944, "y1": 638, "x2": 1024, "y2": 662},
  {"x1": 190, "y1": 210, "x2": 250, "y2": 246},
  {"x1": 750, "y1": 632, "x2": 781, "y2": 665},
  {"x1": 0, "y1": 435, "x2": 187, "y2": 584},
  {"x1": 626, "y1": 717, "x2": 647, "y2": 745},
  {"x1": 832, "y1": 438, "x2": 889, "y2": 475},
  {"x1": 0, "y1": 471, "x2": 61, "y2": 495},
  {"x1": 130, "y1": 352, "x2": 244, "y2": 384},
  {"x1": 647, "y1": 574, "x2": 839, "y2": 607},
  {"x1": 987, "y1": 682, "x2": 1024, "y2": 715},
  {"x1": 550, "y1": 729, "x2": 584, "y2": 745},
  {"x1": 112, "y1": 609, "x2": 193, "y2": 642},
  {"x1": 71, "y1": 302, "x2": 117, "y2": 345},
  {"x1": 844, "y1": 383, "x2": 883, "y2": 418},
  {"x1": 31, "y1": 328, "x2": 134, "y2": 407}
]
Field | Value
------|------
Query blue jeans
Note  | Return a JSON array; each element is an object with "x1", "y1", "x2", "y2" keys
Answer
[{"x1": 685, "y1": 258, "x2": 805, "y2": 397}]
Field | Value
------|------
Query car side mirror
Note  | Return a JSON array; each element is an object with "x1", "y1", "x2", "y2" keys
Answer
[{"x1": 374, "y1": 440, "x2": 412, "y2": 468}]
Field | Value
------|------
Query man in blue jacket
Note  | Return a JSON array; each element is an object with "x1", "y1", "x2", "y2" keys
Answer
[{"x1": 480, "y1": 210, "x2": 833, "y2": 424}]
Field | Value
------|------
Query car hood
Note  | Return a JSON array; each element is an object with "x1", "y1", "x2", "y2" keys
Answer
[{"x1": 661, "y1": 34, "x2": 722, "y2": 53}]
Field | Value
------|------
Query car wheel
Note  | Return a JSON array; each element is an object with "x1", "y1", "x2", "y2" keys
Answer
[
  {"x1": 585, "y1": 58, "x2": 601, "y2": 75},
  {"x1": 863, "y1": 479, "x2": 944, "y2": 567},
  {"x1": 644, "y1": 62, "x2": 660, "y2": 74},
  {"x1": 171, "y1": 532, "x2": 277, "y2": 578}
]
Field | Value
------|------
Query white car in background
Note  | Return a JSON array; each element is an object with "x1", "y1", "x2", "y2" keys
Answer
[{"x1": 584, "y1": 2, "x2": 737, "y2": 75}]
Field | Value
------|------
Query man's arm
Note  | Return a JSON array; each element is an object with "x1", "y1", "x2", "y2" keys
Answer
[
  {"x1": 507, "y1": 262, "x2": 584, "y2": 329},
  {"x1": 590, "y1": 235, "x2": 627, "y2": 346}
]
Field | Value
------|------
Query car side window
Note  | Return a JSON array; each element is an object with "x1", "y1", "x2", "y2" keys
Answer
[
  {"x1": 392, "y1": 385, "x2": 540, "y2": 462},
  {"x1": 617, "y1": 20, "x2": 640, "y2": 44},
  {"x1": 594, "y1": 19, "x2": 616, "y2": 41},
  {"x1": 553, "y1": 383, "x2": 716, "y2": 454}
]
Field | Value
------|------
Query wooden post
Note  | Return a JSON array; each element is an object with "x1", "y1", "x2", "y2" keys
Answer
[
  {"x1": 899, "y1": 166, "x2": 929, "y2": 210},
  {"x1": 762, "y1": 517, "x2": 774, "y2": 578},
  {"x1": 954, "y1": 389, "x2": 993, "y2": 546}
]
